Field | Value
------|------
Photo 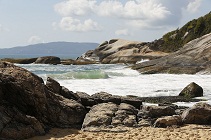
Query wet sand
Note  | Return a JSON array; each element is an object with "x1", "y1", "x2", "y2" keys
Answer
[{"x1": 28, "y1": 124, "x2": 211, "y2": 140}]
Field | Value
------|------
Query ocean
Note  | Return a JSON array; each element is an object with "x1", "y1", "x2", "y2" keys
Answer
[{"x1": 16, "y1": 63, "x2": 211, "y2": 107}]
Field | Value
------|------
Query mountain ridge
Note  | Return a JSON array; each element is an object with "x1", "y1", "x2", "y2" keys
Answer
[{"x1": 0, "y1": 42, "x2": 99, "y2": 59}]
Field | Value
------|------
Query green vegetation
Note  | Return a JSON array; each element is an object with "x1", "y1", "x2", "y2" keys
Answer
[{"x1": 159, "y1": 12, "x2": 211, "y2": 52}]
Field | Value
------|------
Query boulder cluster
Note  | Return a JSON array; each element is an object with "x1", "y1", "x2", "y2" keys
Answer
[{"x1": 0, "y1": 62, "x2": 210, "y2": 139}]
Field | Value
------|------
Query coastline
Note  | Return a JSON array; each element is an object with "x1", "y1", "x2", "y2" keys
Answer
[{"x1": 28, "y1": 124, "x2": 211, "y2": 140}]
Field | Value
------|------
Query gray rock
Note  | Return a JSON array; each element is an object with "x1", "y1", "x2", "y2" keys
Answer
[
  {"x1": 82, "y1": 103, "x2": 118, "y2": 130},
  {"x1": 179, "y1": 82, "x2": 203, "y2": 98},
  {"x1": 82, "y1": 102, "x2": 139, "y2": 132},
  {"x1": 181, "y1": 102, "x2": 211, "y2": 125},
  {"x1": 35, "y1": 56, "x2": 61, "y2": 64},
  {"x1": 154, "y1": 115, "x2": 182, "y2": 128},
  {"x1": 141, "y1": 105, "x2": 176, "y2": 118}
]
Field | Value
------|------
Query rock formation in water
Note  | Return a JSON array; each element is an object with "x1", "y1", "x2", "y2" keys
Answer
[
  {"x1": 80, "y1": 39, "x2": 168, "y2": 64},
  {"x1": 132, "y1": 33, "x2": 211, "y2": 74}
]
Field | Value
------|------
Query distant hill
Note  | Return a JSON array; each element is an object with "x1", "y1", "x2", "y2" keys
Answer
[
  {"x1": 158, "y1": 11, "x2": 211, "y2": 52},
  {"x1": 0, "y1": 42, "x2": 99, "y2": 59}
]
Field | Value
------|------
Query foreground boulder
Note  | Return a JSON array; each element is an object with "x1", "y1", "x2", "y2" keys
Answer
[
  {"x1": 179, "y1": 82, "x2": 203, "y2": 98},
  {"x1": 35, "y1": 56, "x2": 61, "y2": 64},
  {"x1": 0, "y1": 62, "x2": 86, "y2": 139},
  {"x1": 82, "y1": 102, "x2": 138, "y2": 132},
  {"x1": 181, "y1": 102, "x2": 211, "y2": 124}
]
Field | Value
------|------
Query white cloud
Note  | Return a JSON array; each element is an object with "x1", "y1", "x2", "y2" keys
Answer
[
  {"x1": 54, "y1": 0, "x2": 96, "y2": 16},
  {"x1": 115, "y1": 29, "x2": 130, "y2": 36},
  {"x1": 54, "y1": 0, "x2": 202, "y2": 31},
  {"x1": 187, "y1": 0, "x2": 202, "y2": 13},
  {"x1": 97, "y1": 0, "x2": 171, "y2": 20},
  {"x1": 59, "y1": 17, "x2": 101, "y2": 32},
  {"x1": 28, "y1": 36, "x2": 42, "y2": 44}
]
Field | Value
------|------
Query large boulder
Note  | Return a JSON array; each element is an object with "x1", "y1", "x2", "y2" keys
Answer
[
  {"x1": 181, "y1": 102, "x2": 211, "y2": 125},
  {"x1": 0, "y1": 105, "x2": 45, "y2": 140},
  {"x1": 0, "y1": 62, "x2": 86, "y2": 139},
  {"x1": 81, "y1": 39, "x2": 167, "y2": 64},
  {"x1": 35, "y1": 56, "x2": 61, "y2": 64},
  {"x1": 82, "y1": 102, "x2": 139, "y2": 132},
  {"x1": 179, "y1": 82, "x2": 203, "y2": 98}
]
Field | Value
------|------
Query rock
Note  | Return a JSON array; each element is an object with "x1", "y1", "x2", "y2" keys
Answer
[
  {"x1": 0, "y1": 61, "x2": 48, "y2": 121},
  {"x1": 82, "y1": 102, "x2": 118, "y2": 131},
  {"x1": 141, "y1": 105, "x2": 176, "y2": 118},
  {"x1": 44, "y1": 89, "x2": 86, "y2": 127},
  {"x1": 154, "y1": 115, "x2": 182, "y2": 128},
  {"x1": 35, "y1": 56, "x2": 61, "y2": 64},
  {"x1": 181, "y1": 102, "x2": 211, "y2": 125},
  {"x1": 81, "y1": 39, "x2": 168, "y2": 64},
  {"x1": 91, "y1": 92, "x2": 121, "y2": 105},
  {"x1": 121, "y1": 96, "x2": 142, "y2": 109},
  {"x1": 76, "y1": 92, "x2": 96, "y2": 107},
  {"x1": 46, "y1": 77, "x2": 80, "y2": 102},
  {"x1": 82, "y1": 102, "x2": 139, "y2": 132},
  {"x1": 132, "y1": 33, "x2": 211, "y2": 74},
  {"x1": 179, "y1": 82, "x2": 203, "y2": 98},
  {"x1": 112, "y1": 103, "x2": 138, "y2": 127},
  {"x1": 0, "y1": 58, "x2": 37, "y2": 64},
  {"x1": 46, "y1": 77, "x2": 61, "y2": 94},
  {"x1": 0, "y1": 105, "x2": 45, "y2": 140},
  {"x1": 0, "y1": 62, "x2": 86, "y2": 139}
]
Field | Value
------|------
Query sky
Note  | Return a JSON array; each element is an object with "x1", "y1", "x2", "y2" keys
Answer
[{"x1": 0, "y1": 0, "x2": 210, "y2": 48}]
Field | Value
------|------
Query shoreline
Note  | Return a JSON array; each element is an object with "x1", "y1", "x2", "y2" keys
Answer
[{"x1": 28, "y1": 124, "x2": 211, "y2": 140}]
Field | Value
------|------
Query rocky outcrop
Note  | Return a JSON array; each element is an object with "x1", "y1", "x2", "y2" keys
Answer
[
  {"x1": 81, "y1": 39, "x2": 168, "y2": 64},
  {"x1": 0, "y1": 62, "x2": 86, "y2": 139},
  {"x1": 35, "y1": 56, "x2": 61, "y2": 64},
  {"x1": 76, "y1": 92, "x2": 142, "y2": 109},
  {"x1": 179, "y1": 82, "x2": 203, "y2": 98},
  {"x1": 181, "y1": 102, "x2": 211, "y2": 125},
  {"x1": 82, "y1": 102, "x2": 138, "y2": 132},
  {"x1": 132, "y1": 33, "x2": 211, "y2": 74}
]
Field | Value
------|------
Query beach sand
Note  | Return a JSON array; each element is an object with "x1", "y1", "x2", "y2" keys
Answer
[{"x1": 28, "y1": 124, "x2": 211, "y2": 140}]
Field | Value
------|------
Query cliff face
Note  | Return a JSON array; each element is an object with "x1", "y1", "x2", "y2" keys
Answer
[{"x1": 132, "y1": 33, "x2": 211, "y2": 74}]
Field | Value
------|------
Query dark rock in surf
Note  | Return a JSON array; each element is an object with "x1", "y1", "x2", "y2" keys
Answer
[
  {"x1": 179, "y1": 82, "x2": 203, "y2": 98},
  {"x1": 35, "y1": 56, "x2": 61, "y2": 64}
]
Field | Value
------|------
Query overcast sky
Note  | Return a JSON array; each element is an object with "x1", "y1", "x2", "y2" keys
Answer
[{"x1": 0, "y1": 0, "x2": 210, "y2": 48}]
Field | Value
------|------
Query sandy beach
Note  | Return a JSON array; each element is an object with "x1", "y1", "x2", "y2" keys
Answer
[{"x1": 28, "y1": 124, "x2": 211, "y2": 140}]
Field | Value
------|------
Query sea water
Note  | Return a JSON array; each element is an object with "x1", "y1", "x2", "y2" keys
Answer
[{"x1": 16, "y1": 63, "x2": 211, "y2": 107}]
